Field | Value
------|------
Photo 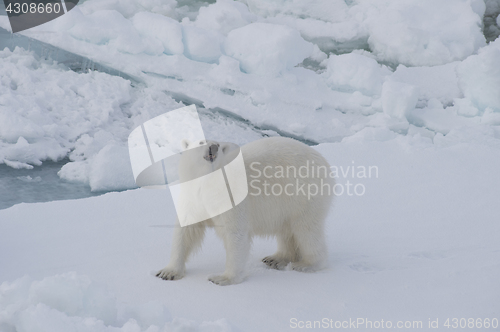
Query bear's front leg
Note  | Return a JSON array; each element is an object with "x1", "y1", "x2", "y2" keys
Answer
[
  {"x1": 210, "y1": 217, "x2": 251, "y2": 286},
  {"x1": 157, "y1": 223, "x2": 206, "y2": 281}
]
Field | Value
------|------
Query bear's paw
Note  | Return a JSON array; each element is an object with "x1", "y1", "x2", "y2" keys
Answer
[
  {"x1": 208, "y1": 274, "x2": 239, "y2": 286},
  {"x1": 290, "y1": 261, "x2": 317, "y2": 272},
  {"x1": 156, "y1": 267, "x2": 185, "y2": 280},
  {"x1": 262, "y1": 256, "x2": 290, "y2": 270}
]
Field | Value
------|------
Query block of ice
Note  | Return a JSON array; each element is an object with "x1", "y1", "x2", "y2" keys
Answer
[
  {"x1": 390, "y1": 62, "x2": 461, "y2": 105},
  {"x1": 324, "y1": 52, "x2": 391, "y2": 96},
  {"x1": 89, "y1": 144, "x2": 137, "y2": 192},
  {"x1": 224, "y1": 22, "x2": 314, "y2": 76},
  {"x1": 182, "y1": 25, "x2": 224, "y2": 63},
  {"x1": 194, "y1": 0, "x2": 258, "y2": 35},
  {"x1": 360, "y1": 0, "x2": 486, "y2": 66},
  {"x1": 132, "y1": 12, "x2": 184, "y2": 55},
  {"x1": 457, "y1": 39, "x2": 500, "y2": 112},
  {"x1": 68, "y1": 10, "x2": 152, "y2": 55},
  {"x1": 454, "y1": 98, "x2": 480, "y2": 117},
  {"x1": 382, "y1": 81, "x2": 419, "y2": 121}
]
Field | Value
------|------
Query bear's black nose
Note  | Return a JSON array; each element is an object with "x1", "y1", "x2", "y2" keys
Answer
[
  {"x1": 209, "y1": 144, "x2": 218, "y2": 156},
  {"x1": 204, "y1": 144, "x2": 218, "y2": 162}
]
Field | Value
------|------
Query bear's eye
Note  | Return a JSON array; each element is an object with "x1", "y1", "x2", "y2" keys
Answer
[{"x1": 199, "y1": 141, "x2": 205, "y2": 145}]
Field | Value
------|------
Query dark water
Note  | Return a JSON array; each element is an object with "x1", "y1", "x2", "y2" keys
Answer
[{"x1": 0, "y1": 159, "x2": 102, "y2": 210}]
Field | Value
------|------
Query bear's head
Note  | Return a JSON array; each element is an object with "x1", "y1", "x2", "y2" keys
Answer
[{"x1": 178, "y1": 139, "x2": 239, "y2": 182}]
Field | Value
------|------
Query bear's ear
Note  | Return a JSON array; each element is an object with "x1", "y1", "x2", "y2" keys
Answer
[
  {"x1": 181, "y1": 139, "x2": 190, "y2": 151},
  {"x1": 220, "y1": 142, "x2": 237, "y2": 154}
]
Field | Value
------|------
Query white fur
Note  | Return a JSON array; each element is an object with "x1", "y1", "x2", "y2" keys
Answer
[{"x1": 156, "y1": 137, "x2": 334, "y2": 285}]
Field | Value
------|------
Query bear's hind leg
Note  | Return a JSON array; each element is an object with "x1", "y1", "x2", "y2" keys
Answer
[
  {"x1": 290, "y1": 221, "x2": 327, "y2": 272},
  {"x1": 262, "y1": 233, "x2": 298, "y2": 270},
  {"x1": 157, "y1": 223, "x2": 206, "y2": 280}
]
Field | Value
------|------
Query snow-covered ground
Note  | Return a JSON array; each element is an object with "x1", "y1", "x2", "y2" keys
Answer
[
  {"x1": 1, "y1": 139, "x2": 499, "y2": 331},
  {"x1": 1, "y1": 0, "x2": 500, "y2": 331}
]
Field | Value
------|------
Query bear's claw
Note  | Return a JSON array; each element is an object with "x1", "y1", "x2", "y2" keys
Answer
[
  {"x1": 156, "y1": 268, "x2": 184, "y2": 280},
  {"x1": 262, "y1": 256, "x2": 289, "y2": 270}
]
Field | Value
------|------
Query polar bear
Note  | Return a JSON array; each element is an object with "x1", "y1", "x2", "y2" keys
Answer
[{"x1": 156, "y1": 137, "x2": 334, "y2": 285}]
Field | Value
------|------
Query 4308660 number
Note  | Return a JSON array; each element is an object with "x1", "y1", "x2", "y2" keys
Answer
[{"x1": 5, "y1": 2, "x2": 61, "y2": 15}]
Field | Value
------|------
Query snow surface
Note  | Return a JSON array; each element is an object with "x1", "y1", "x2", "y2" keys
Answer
[
  {"x1": 1, "y1": 139, "x2": 500, "y2": 331},
  {"x1": 1, "y1": 0, "x2": 500, "y2": 330}
]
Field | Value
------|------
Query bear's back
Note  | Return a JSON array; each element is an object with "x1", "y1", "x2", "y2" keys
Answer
[{"x1": 240, "y1": 137, "x2": 334, "y2": 235}]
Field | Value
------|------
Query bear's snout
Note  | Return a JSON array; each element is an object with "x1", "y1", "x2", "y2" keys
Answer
[{"x1": 204, "y1": 144, "x2": 219, "y2": 162}]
